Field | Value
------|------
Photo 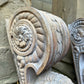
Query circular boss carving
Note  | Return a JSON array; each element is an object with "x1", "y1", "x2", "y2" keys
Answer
[
  {"x1": 70, "y1": 19, "x2": 84, "y2": 45},
  {"x1": 10, "y1": 12, "x2": 46, "y2": 58}
]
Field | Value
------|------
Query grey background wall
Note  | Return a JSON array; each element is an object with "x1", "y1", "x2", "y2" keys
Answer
[
  {"x1": 31, "y1": 0, "x2": 52, "y2": 12},
  {"x1": 77, "y1": 0, "x2": 84, "y2": 18},
  {"x1": 52, "y1": 0, "x2": 77, "y2": 24}
]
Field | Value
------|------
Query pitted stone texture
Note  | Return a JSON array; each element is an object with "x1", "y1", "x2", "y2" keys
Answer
[
  {"x1": 0, "y1": 0, "x2": 25, "y2": 83},
  {"x1": 0, "y1": 0, "x2": 8, "y2": 6},
  {"x1": 0, "y1": 0, "x2": 25, "y2": 47},
  {"x1": 35, "y1": 70, "x2": 74, "y2": 84},
  {"x1": 0, "y1": 48, "x2": 18, "y2": 83}
]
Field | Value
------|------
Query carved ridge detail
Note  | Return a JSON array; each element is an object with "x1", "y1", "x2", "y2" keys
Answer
[
  {"x1": 69, "y1": 18, "x2": 84, "y2": 84},
  {"x1": 7, "y1": 7, "x2": 70, "y2": 84}
]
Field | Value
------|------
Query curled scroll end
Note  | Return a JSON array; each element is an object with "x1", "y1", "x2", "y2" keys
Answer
[
  {"x1": 7, "y1": 8, "x2": 48, "y2": 84},
  {"x1": 69, "y1": 18, "x2": 84, "y2": 84}
]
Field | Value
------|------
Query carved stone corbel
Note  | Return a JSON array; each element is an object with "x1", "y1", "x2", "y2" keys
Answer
[
  {"x1": 6, "y1": 7, "x2": 70, "y2": 84},
  {"x1": 69, "y1": 18, "x2": 84, "y2": 84}
]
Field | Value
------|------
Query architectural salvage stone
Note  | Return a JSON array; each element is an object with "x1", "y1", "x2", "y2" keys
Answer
[
  {"x1": 69, "y1": 18, "x2": 84, "y2": 84},
  {"x1": 6, "y1": 7, "x2": 71, "y2": 84}
]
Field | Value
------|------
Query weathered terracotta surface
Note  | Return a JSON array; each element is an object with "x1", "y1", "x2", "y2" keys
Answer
[
  {"x1": 69, "y1": 18, "x2": 84, "y2": 84},
  {"x1": 7, "y1": 7, "x2": 70, "y2": 84}
]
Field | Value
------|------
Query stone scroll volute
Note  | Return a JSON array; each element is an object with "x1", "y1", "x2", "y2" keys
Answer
[
  {"x1": 7, "y1": 7, "x2": 70, "y2": 84},
  {"x1": 69, "y1": 18, "x2": 84, "y2": 84}
]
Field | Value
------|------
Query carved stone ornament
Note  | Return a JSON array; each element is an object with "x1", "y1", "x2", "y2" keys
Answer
[
  {"x1": 69, "y1": 18, "x2": 84, "y2": 84},
  {"x1": 7, "y1": 7, "x2": 70, "y2": 84}
]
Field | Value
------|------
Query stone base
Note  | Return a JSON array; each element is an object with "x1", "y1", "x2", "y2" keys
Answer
[{"x1": 35, "y1": 70, "x2": 73, "y2": 84}]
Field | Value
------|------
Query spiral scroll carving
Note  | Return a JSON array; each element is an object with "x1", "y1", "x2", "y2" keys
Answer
[
  {"x1": 10, "y1": 12, "x2": 46, "y2": 58},
  {"x1": 7, "y1": 7, "x2": 70, "y2": 84},
  {"x1": 69, "y1": 19, "x2": 84, "y2": 45},
  {"x1": 9, "y1": 11, "x2": 46, "y2": 84}
]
